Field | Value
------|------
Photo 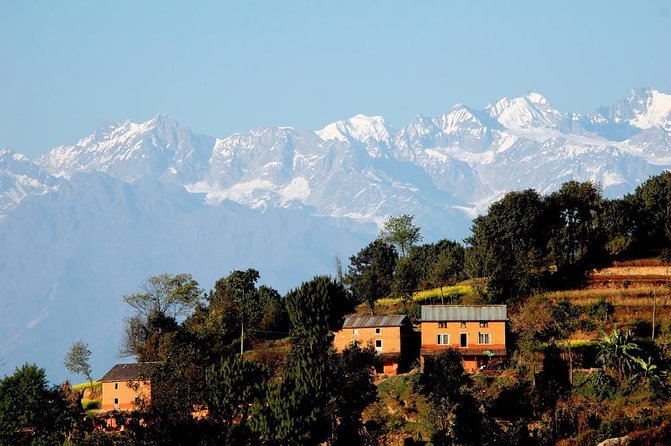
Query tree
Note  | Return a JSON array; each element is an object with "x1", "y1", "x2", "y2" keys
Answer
[
  {"x1": 634, "y1": 171, "x2": 671, "y2": 248},
  {"x1": 252, "y1": 276, "x2": 336, "y2": 445},
  {"x1": 547, "y1": 181, "x2": 603, "y2": 271},
  {"x1": 123, "y1": 273, "x2": 202, "y2": 320},
  {"x1": 379, "y1": 214, "x2": 422, "y2": 257},
  {"x1": 465, "y1": 189, "x2": 549, "y2": 303},
  {"x1": 428, "y1": 242, "x2": 466, "y2": 302},
  {"x1": 120, "y1": 274, "x2": 202, "y2": 359},
  {"x1": 392, "y1": 256, "x2": 420, "y2": 305},
  {"x1": 64, "y1": 340, "x2": 94, "y2": 390},
  {"x1": 417, "y1": 349, "x2": 483, "y2": 445},
  {"x1": 328, "y1": 343, "x2": 379, "y2": 445},
  {"x1": 345, "y1": 240, "x2": 397, "y2": 313},
  {"x1": 0, "y1": 363, "x2": 79, "y2": 445},
  {"x1": 206, "y1": 355, "x2": 268, "y2": 443}
]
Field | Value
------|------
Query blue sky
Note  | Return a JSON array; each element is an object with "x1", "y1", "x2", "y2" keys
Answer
[{"x1": 1, "y1": 0, "x2": 670, "y2": 157}]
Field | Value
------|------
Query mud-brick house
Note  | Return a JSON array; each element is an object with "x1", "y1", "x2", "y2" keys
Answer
[
  {"x1": 333, "y1": 314, "x2": 414, "y2": 375},
  {"x1": 100, "y1": 363, "x2": 156, "y2": 411},
  {"x1": 420, "y1": 305, "x2": 507, "y2": 372}
]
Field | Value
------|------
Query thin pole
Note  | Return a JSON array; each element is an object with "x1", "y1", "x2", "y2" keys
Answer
[{"x1": 241, "y1": 320, "x2": 244, "y2": 355}]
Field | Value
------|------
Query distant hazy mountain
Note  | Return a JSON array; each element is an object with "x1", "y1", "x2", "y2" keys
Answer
[{"x1": 1, "y1": 87, "x2": 670, "y2": 380}]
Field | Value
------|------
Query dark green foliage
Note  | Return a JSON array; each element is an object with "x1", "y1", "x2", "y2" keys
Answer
[
  {"x1": 417, "y1": 350, "x2": 485, "y2": 445},
  {"x1": 466, "y1": 189, "x2": 549, "y2": 303},
  {"x1": 634, "y1": 171, "x2": 671, "y2": 247},
  {"x1": 534, "y1": 344, "x2": 570, "y2": 413},
  {"x1": 328, "y1": 343, "x2": 379, "y2": 445},
  {"x1": 346, "y1": 239, "x2": 398, "y2": 313},
  {"x1": 0, "y1": 363, "x2": 79, "y2": 445},
  {"x1": 205, "y1": 355, "x2": 268, "y2": 443},
  {"x1": 392, "y1": 256, "x2": 420, "y2": 304},
  {"x1": 547, "y1": 181, "x2": 603, "y2": 272},
  {"x1": 253, "y1": 276, "x2": 337, "y2": 445}
]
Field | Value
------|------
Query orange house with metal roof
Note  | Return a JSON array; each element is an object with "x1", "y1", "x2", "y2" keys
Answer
[
  {"x1": 420, "y1": 305, "x2": 507, "y2": 372},
  {"x1": 333, "y1": 314, "x2": 414, "y2": 375},
  {"x1": 100, "y1": 363, "x2": 156, "y2": 411}
]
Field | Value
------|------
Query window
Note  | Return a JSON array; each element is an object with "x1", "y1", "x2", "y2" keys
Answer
[
  {"x1": 375, "y1": 327, "x2": 381, "y2": 334},
  {"x1": 114, "y1": 397, "x2": 119, "y2": 409},
  {"x1": 436, "y1": 334, "x2": 449, "y2": 345},
  {"x1": 438, "y1": 322, "x2": 448, "y2": 328},
  {"x1": 460, "y1": 321, "x2": 467, "y2": 328},
  {"x1": 478, "y1": 333, "x2": 492, "y2": 344},
  {"x1": 134, "y1": 396, "x2": 141, "y2": 405},
  {"x1": 460, "y1": 333, "x2": 468, "y2": 347},
  {"x1": 479, "y1": 321, "x2": 489, "y2": 328},
  {"x1": 353, "y1": 329, "x2": 359, "y2": 335},
  {"x1": 114, "y1": 382, "x2": 119, "y2": 390},
  {"x1": 375, "y1": 339, "x2": 383, "y2": 349}
]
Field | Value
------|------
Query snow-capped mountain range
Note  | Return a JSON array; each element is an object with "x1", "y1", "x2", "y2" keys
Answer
[
  {"x1": 24, "y1": 87, "x2": 671, "y2": 231},
  {"x1": 1, "y1": 87, "x2": 670, "y2": 379}
]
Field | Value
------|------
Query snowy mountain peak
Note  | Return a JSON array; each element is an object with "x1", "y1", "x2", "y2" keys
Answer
[
  {"x1": 316, "y1": 114, "x2": 390, "y2": 145},
  {"x1": 37, "y1": 114, "x2": 214, "y2": 183},
  {"x1": 627, "y1": 88, "x2": 671, "y2": 130},
  {"x1": 486, "y1": 93, "x2": 565, "y2": 131}
]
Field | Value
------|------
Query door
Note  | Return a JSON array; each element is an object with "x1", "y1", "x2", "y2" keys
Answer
[{"x1": 460, "y1": 333, "x2": 468, "y2": 347}]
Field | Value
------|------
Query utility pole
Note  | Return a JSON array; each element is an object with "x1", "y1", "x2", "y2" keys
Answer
[{"x1": 241, "y1": 320, "x2": 244, "y2": 355}]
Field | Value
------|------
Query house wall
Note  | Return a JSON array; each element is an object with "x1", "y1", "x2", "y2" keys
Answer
[
  {"x1": 420, "y1": 320, "x2": 506, "y2": 371},
  {"x1": 334, "y1": 326, "x2": 402, "y2": 354},
  {"x1": 101, "y1": 380, "x2": 151, "y2": 411}
]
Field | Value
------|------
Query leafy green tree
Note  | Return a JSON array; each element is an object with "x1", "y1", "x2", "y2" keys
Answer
[
  {"x1": 547, "y1": 181, "x2": 603, "y2": 271},
  {"x1": 0, "y1": 363, "x2": 79, "y2": 445},
  {"x1": 428, "y1": 241, "x2": 466, "y2": 300},
  {"x1": 346, "y1": 240, "x2": 397, "y2": 313},
  {"x1": 465, "y1": 189, "x2": 549, "y2": 303},
  {"x1": 634, "y1": 171, "x2": 671, "y2": 248},
  {"x1": 600, "y1": 197, "x2": 636, "y2": 256},
  {"x1": 392, "y1": 256, "x2": 420, "y2": 305},
  {"x1": 64, "y1": 340, "x2": 94, "y2": 390},
  {"x1": 123, "y1": 273, "x2": 202, "y2": 320},
  {"x1": 379, "y1": 214, "x2": 422, "y2": 257},
  {"x1": 120, "y1": 273, "x2": 201, "y2": 360}
]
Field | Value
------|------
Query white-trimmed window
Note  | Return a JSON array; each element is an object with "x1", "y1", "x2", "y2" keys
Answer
[
  {"x1": 375, "y1": 327, "x2": 381, "y2": 334},
  {"x1": 375, "y1": 339, "x2": 383, "y2": 350},
  {"x1": 436, "y1": 333, "x2": 449, "y2": 345},
  {"x1": 438, "y1": 322, "x2": 448, "y2": 328},
  {"x1": 478, "y1": 332, "x2": 492, "y2": 345},
  {"x1": 114, "y1": 382, "x2": 119, "y2": 390},
  {"x1": 353, "y1": 329, "x2": 359, "y2": 335},
  {"x1": 479, "y1": 321, "x2": 489, "y2": 328}
]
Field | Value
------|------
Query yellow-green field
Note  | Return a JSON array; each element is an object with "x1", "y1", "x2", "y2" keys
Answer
[{"x1": 377, "y1": 284, "x2": 475, "y2": 306}]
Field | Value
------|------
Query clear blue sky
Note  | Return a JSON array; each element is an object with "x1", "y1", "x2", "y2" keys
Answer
[{"x1": 1, "y1": 0, "x2": 670, "y2": 157}]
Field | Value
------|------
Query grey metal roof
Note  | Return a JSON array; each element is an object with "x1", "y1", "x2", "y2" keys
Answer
[
  {"x1": 99, "y1": 363, "x2": 160, "y2": 382},
  {"x1": 421, "y1": 305, "x2": 507, "y2": 322},
  {"x1": 342, "y1": 314, "x2": 408, "y2": 329}
]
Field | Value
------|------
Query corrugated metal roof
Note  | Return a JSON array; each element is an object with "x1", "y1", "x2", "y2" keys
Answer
[
  {"x1": 342, "y1": 314, "x2": 408, "y2": 328},
  {"x1": 421, "y1": 305, "x2": 507, "y2": 322},
  {"x1": 99, "y1": 362, "x2": 160, "y2": 382}
]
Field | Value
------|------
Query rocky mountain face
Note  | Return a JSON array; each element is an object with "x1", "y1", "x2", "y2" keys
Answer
[{"x1": 1, "y1": 87, "x2": 670, "y2": 379}]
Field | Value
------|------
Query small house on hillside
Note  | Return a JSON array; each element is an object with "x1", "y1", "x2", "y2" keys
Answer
[
  {"x1": 333, "y1": 314, "x2": 414, "y2": 375},
  {"x1": 100, "y1": 363, "x2": 156, "y2": 411},
  {"x1": 420, "y1": 305, "x2": 507, "y2": 372}
]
